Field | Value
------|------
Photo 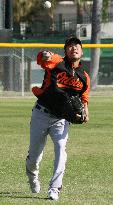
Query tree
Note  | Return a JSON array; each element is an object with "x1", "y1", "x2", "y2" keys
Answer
[
  {"x1": 90, "y1": 0, "x2": 110, "y2": 89},
  {"x1": 75, "y1": 0, "x2": 85, "y2": 24},
  {"x1": 13, "y1": 0, "x2": 40, "y2": 23}
]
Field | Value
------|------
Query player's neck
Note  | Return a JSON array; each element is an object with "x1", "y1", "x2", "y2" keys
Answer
[{"x1": 72, "y1": 59, "x2": 80, "y2": 69}]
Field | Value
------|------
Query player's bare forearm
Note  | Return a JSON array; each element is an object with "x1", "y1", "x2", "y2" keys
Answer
[{"x1": 83, "y1": 102, "x2": 89, "y2": 122}]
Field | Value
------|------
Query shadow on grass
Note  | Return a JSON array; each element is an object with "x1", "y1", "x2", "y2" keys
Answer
[{"x1": 0, "y1": 191, "x2": 50, "y2": 200}]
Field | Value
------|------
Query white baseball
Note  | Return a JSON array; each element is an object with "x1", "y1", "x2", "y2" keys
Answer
[{"x1": 44, "y1": 1, "x2": 51, "y2": 9}]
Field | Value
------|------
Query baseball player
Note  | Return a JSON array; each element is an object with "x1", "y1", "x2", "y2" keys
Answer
[{"x1": 26, "y1": 36, "x2": 90, "y2": 200}]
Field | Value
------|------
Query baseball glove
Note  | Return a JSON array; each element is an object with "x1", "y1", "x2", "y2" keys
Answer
[{"x1": 60, "y1": 95, "x2": 86, "y2": 124}]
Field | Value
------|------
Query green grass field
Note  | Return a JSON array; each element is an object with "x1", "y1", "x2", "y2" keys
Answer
[{"x1": 0, "y1": 94, "x2": 113, "y2": 205}]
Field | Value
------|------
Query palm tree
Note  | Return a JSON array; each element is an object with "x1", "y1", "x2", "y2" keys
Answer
[
  {"x1": 90, "y1": 0, "x2": 109, "y2": 89},
  {"x1": 90, "y1": 0, "x2": 103, "y2": 89}
]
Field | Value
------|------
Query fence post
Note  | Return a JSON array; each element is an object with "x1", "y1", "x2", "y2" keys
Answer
[{"x1": 21, "y1": 48, "x2": 25, "y2": 96}]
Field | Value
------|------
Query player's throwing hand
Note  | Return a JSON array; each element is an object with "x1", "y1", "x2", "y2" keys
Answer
[{"x1": 42, "y1": 51, "x2": 53, "y2": 61}]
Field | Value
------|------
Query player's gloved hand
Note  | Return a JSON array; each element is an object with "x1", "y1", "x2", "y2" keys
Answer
[{"x1": 42, "y1": 51, "x2": 53, "y2": 61}]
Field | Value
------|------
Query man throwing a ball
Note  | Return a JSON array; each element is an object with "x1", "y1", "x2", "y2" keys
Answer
[{"x1": 26, "y1": 36, "x2": 90, "y2": 200}]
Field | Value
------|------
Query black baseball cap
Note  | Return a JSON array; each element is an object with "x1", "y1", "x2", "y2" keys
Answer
[{"x1": 64, "y1": 36, "x2": 82, "y2": 50}]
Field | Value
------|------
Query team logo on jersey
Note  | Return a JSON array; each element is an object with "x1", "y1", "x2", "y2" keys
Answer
[{"x1": 56, "y1": 71, "x2": 83, "y2": 90}]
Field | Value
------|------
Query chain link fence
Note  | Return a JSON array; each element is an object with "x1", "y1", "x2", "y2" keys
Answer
[
  {"x1": 0, "y1": 46, "x2": 64, "y2": 97},
  {"x1": 0, "y1": 45, "x2": 113, "y2": 97}
]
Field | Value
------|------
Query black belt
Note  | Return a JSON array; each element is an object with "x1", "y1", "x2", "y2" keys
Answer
[{"x1": 36, "y1": 103, "x2": 49, "y2": 113}]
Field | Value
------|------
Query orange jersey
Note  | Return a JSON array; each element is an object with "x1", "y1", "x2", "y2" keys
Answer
[{"x1": 32, "y1": 52, "x2": 90, "y2": 105}]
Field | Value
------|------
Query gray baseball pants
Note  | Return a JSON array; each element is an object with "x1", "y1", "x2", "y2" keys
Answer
[{"x1": 26, "y1": 103, "x2": 69, "y2": 189}]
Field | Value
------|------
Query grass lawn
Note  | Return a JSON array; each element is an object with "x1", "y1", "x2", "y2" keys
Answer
[{"x1": 0, "y1": 94, "x2": 113, "y2": 205}]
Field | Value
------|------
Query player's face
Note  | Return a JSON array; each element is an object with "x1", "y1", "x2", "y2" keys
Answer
[{"x1": 65, "y1": 43, "x2": 83, "y2": 61}]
